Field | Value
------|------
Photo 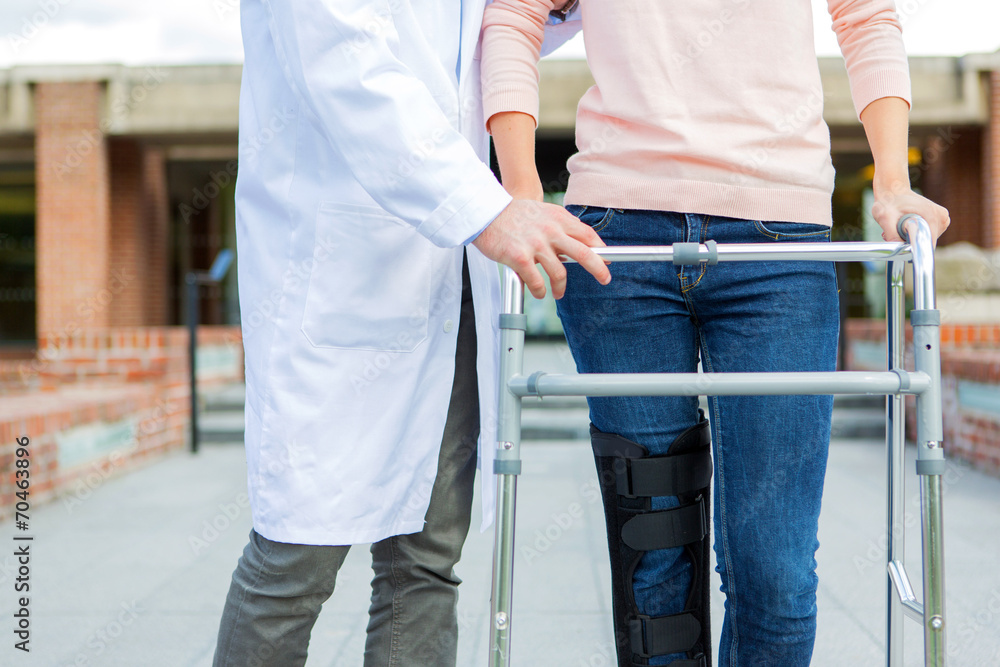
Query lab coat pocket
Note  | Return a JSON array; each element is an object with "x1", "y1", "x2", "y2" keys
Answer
[{"x1": 301, "y1": 202, "x2": 431, "y2": 352}]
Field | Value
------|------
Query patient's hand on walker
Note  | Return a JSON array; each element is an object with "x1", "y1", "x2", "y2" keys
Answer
[{"x1": 871, "y1": 183, "x2": 950, "y2": 246}]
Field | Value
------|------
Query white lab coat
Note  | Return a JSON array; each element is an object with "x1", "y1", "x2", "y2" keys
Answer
[{"x1": 235, "y1": 0, "x2": 517, "y2": 545}]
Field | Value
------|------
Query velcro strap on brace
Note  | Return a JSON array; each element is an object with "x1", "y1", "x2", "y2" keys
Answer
[
  {"x1": 629, "y1": 613, "x2": 702, "y2": 659},
  {"x1": 664, "y1": 659, "x2": 706, "y2": 667},
  {"x1": 618, "y1": 450, "x2": 712, "y2": 498},
  {"x1": 621, "y1": 497, "x2": 709, "y2": 552},
  {"x1": 630, "y1": 657, "x2": 706, "y2": 667}
]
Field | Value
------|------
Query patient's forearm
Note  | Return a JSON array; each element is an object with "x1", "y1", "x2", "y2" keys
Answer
[
  {"x1": 860, "y1": 96, "x2": 911, "y2": 193},
  {"x1": 489, "y1": 111, "x2": 544, "y2": 201},
  {"x1": 859, "y1": 96, "x2": 950, "y2": 242}
]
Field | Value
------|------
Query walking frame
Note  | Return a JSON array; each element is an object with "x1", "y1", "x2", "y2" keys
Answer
[{"x1": 488, "y1": 214, "x2": 946, "y2": 667}]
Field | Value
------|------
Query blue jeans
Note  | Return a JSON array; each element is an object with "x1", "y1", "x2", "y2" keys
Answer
[{"x1": 557, "y1": 208, "x2": 839, "y2": 667}]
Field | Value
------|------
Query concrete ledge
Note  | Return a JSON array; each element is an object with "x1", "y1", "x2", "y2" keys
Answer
[
  {"x1": 0, "y1": 383, "x2": 187, "y2": 521},
  {"x1": 1, "y1": 55, "x2": 996, "y2": 137},
  {"x1": 0, "y1": 325, "x2": 244, "y2": 519}
]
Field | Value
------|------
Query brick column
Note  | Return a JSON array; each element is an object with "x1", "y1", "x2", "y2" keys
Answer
[
  {"x1": 923, "y1": 128, "x2": 984, "y2": 248},
  {"x1": 143, "y1": 147, "x2": 170, "y2": 325},
  {"x1": 34, "y1": 82, "x2": 112, "y2": 338},
  {"x1": 109, "y1": 139, "x2": 144, "y2": 326},
  {"x1": 108, "y1": 140, "x2": 171, "y2": 327},
  {"x1": 985, "y1": 71, "x2": 1000, "y2": 249}
]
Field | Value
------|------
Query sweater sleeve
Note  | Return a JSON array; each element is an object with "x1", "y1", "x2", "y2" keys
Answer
[
  {"x1": 481, "y1": 0, "x2": 560, "y2": 130},
  {"x1": 827, "y1": 0, "x2": 912, "y2": 119}
]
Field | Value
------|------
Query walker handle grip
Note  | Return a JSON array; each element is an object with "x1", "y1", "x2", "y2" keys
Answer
[{"x1": 896, "y1": 214, "x2": 929, "y2": 243}]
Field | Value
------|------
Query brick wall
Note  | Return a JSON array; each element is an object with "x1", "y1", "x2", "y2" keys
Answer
[
  {"x1": 846, "y1": 319, "x2": 1000, "y2": 476},
  {"x1": 941, "y1": 351, "x2": 1000, "y2": 474},
  {"x1": 923, "y1": 128, "x2": 985, "y2": 248},
  {"x1": 0, "y1": 326, "x2": 243, "y2": 520},
  {"x1": 35, "y1": 82, "x2": 112, "y2": 336},
  {"x1": 986, "y1": 72, "x2": 1000, "y2": 249}
]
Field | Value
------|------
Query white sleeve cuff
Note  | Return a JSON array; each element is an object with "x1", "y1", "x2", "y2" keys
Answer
[{"x1": 416, "y1": 166, "x2": 513, "y2": 248}]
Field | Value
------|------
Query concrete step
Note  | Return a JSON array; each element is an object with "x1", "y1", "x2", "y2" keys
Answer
[
  {"x1": 831, "y1": 407, "x2": 886, "y2": 440},
  {"x1": 833, "y1": 394, "x2": 885, "y2": 410},
  {"x1": 196, "y1": 383, "x2": 247, "y2": 443},
  {"x1": 521, "y1": 408, "x2": 887, "y2": 442},
  {"x1": 201, "y1": 382, "x2": 245, "y2": 412},
  {"x1": 197, "y1": 409, "x2": 244, "y2": 443},
  {"x1": 521, "y1": 406, "x2": 592, "y2": 440},
  {"x1": 521, "y1": 395, "x2": 589, "y2": 410}
]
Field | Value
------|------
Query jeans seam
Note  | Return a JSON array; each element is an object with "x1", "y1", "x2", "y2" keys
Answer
[
  {"x1": 717, "y1": 390, "x2": 739, "y2": 667},
  {"x1": 679, "y1": 290, "x2": 700, "y2": 326},
  {"x1": 684, "y1": 215, "x2": 708, "y2": 290},
  {"x1": 753, "y1": 219, "x2": 832, "y2": 240},
  {"x1": 682, "y1": 266, "x2": 707, "y2": 293},
  {"x1": 752, "y1": 220, "x2": 779, "y2": 240},
  {"x1": 699, "y1": 338, "x2": 739, "y2": 665},
  {"x1": 387, "y1": 536, "x2": 404, "y2": 667},
  {"x1": 591, "y1": 207, "x2": 615, "y2": 233}
]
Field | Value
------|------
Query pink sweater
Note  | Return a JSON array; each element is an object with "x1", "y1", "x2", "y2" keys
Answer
[{"x1": 481, "y1": 0, "x2": 912, "y2": 226}]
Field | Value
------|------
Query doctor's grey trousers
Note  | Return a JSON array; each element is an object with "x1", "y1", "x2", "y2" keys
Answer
[{"x1": 213, "y1": 256, "x2": 479, "y2": 667}]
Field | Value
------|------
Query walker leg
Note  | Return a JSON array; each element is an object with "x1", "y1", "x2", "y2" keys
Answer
[
  {"x1": 900, "y1": 214, "x2": 947, "y2": 666},
  {"x1": 489, "y1": 267, "x2": 526, "y2": 667},
  {"x1": 914, "y1": 333, "x2": 947, "y2": 665},
  {"x1": 490, "y1": 474, "x2": 518, "y2": 667},
  {"x1": 885, "y1": 260, "x2": 907, "y2": 667},
  {"x1": 913, "y1": 316, "x2": 946, "y2": 665},
  {"x1": 920, "y1": 473, "x2": 946, "y2": 665}
]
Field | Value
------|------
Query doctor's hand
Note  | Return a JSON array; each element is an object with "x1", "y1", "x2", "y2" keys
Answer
[{"x1": 472, "y1": 199, "x2": 611, "y2": 300}]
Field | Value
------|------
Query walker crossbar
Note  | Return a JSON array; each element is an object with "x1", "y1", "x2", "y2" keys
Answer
[
  {"x1": 489, "y1": 214, "x2": 946, "y2": 667},
  {"x1": 511, "y1": 371, "x2": 931, "y2": 398}
]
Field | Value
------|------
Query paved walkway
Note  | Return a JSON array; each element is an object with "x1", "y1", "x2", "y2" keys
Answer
[{"x1": 2, "y1": 343, "x2": 999, "y2": 666}]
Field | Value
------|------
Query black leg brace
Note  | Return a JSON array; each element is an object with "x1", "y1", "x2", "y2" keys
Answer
[{"x1": 591, "y1": 411, "x2": 713, "y2": 667}]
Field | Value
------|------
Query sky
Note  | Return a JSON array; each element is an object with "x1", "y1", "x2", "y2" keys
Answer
[{"x1": 0, "y1": 0, "x2": 997, "y2": 68}]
